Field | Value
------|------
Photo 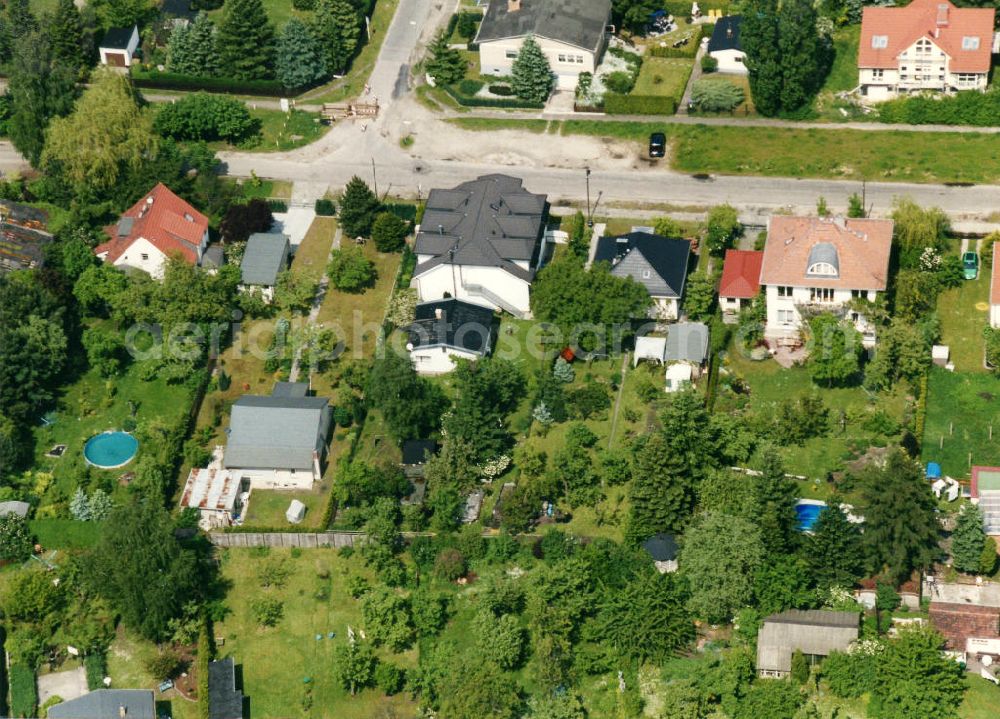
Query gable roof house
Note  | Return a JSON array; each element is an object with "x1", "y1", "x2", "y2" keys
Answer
[
  {"x1": 757, "y1": 610, "x2": 860, "y2": 678},
  {"x1": 48, "y1": 690, "x2": 155, "y2": 719},
  {"x1": 990, "y1": 241, "x2": 1000, "y2": 329},
  {"x1": 412, "y1": 174, "x2": 547, "y2": 318},
  {"x1": 223, "y1": 382, "x2": 332, "y2": 490},
  {"x1": 240, "y1": 232, "x2": 290, "y2": 302},
  {"x1": 858, "y1": 0, "x2": 995, "y2": 102},
  {"x1": 926, "y1": 578, "x2": 1000, "y2": 668},
  {"x1": 719, "y1": 249, "x2": 764, "y2": 320},
  {"x1": 96, "y1": 184, "x2": 210, "y2": 279},
  {"x1": 406, "y1": 298, "x2": 497, "y2": 374},
  {"x1": 99, "y1": 25, "x2": 140, "y2": 67},
  {"x1": 475, "y1": 0, "x2": 613, "y2": 90},
  {"x1": 707, "y1": 15, "x2": 746, "y2": 74},
  {"x1": 760, "y1": 216, "x2": 893, "y2": 348},
  {"x1": 208, "y1": 658, "x2": 244, "y2": 719},
  {"x1": 593, "y1": 231, "x2": 691, "y2": 321}
]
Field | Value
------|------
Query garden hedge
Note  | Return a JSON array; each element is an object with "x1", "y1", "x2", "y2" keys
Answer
[
  {"x1": 0, "y1": 628, "x2": 7, "y2": 718},
  {"x1": 9, "y1": 664, "x2": 36, "y2": 719},
  {"x1": 604, "y1": 93, "x2": 677, "y2": 115},
  {"x1": 877, "y1": 90, "x2": 1000, "y2": 127},
  {"x1": 130, "y1": 69, "x2": 295, "y2": 97},
  {"x1": 443, "y1": 84, "x2": 545, "y2": 109},
  {"x1": 84, "y1": 652, "x2": 107, "y2": 691}
]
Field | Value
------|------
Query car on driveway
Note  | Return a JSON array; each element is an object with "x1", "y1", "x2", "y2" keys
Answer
[
  {"x1": 963, "y1": 251, "x2": 979, "y2": 280},
  {"x1": 648, "y1": 132, "x2": 666, "y2": 158}
]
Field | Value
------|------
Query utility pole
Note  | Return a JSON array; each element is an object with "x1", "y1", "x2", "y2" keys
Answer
[
  {"x1": 585, "y1": 166, "x2": 593, "y2": 227},
  {"x1": 371, "y1": 157, "x2": 378, "y2": 197}
]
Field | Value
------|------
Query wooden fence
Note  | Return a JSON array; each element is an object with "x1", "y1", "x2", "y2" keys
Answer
[{"x1": 208, "y1": 531, "x2": 364, "y2": 548}]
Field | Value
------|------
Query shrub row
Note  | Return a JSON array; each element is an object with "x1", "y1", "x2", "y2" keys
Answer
[
  {"x1": 197, "y1": 619, "x2": 213, "y2": 719},
  {"x1": 442, "y1": 84, "x2": 545, "y2": 109},
  {"x1": 382, "y1": 202, "x2": 417, "y2": 222},
  {"x1": 130, "y1": 69, "x2": 294, "y2": 97},
  {"x1": 604, "y1": 93, "x2": 677, "y2": 115},
  {"x1": 0, "y1": 628, "x2": 7, "y2": 718},
  {"x1": 84, "y1": 652, "x2": 107, "y2": 691},
  {"x1": 9, "y1": 664, "x2": 36, "y2": 719},
  {"x1": 914, "y1": 373, "x2": 929, "y2": 446},
  {"x1": 647, "y1": 24, "x2": 706, "y2": 58},
  {"x1": 267, "y1": 200, "x2": 288, "y2": 213},
  {"x1": 877, "y1": 90, "x2": 1000, "y2": 127}
]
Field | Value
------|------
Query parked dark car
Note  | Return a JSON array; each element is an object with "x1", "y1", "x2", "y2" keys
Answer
[{"x1": 648, "y1": 132, "x2": 666, "y2": 158}]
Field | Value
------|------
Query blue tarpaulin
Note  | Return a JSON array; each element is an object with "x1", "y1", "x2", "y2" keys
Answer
[{"x1": 926, "y1": 462, "x2": 942, "y2": 479}]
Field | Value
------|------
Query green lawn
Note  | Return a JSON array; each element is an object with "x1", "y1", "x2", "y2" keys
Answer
[
  {"x1": 922, "y1": 367, "x2": 1000, "y2": 477},
  {"x1": 633, "y1": 57, "x2": 693, "y2": 102},
  {"x1": 291, "y1": 216, "x2": 337, "y2": 283},
  {"x1": 213, "y1": 548, "x2": 417, "y2": 719},
  {"x1": 937, "y1": 270, "x2": 991, "y2": 372},
  {"x1": 107, "y1": 629, "x2": 198, "y2": 719},
  {"x1": 237, "y1": 178, "x2": 294, "y2": 201},
  {"x1": 718, "y1": 349, "x2": 910, "y2": 481},
  {"x1": 243, "y1": 486, "x2": 328, "y2": 528},
  {"x1": 960, "y1": 676, "x2": 1000, "y2": 719},
  {"x1": 243, "y1": 109, "x2": 329, "y2": 152},
  {"x1": 28, "y1": 519, "x2": 103, "y2": 550},
  {"x1": 206, "y1": 0, "x2": 306, "y2": 28},
  {"x1": 821, "y1": 24, "x2": 862, "y2": 95}
]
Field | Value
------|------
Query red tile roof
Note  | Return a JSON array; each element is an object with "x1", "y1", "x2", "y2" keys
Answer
[
  {"x1": 96, "y1": 183, "x2": 208, "y2": 265},
  {"x1": 760, "y1": 216, "x2": 893, "y2": 291},
  {"x1": 719, "y1": 249, "x2": 764, "y2": 299},
  {"x1": 992, "y1": 241, "x2": 1000, "y2": 306},
  {"x1": 859, "y1": 0, "x2": 994, "y2": 73}
]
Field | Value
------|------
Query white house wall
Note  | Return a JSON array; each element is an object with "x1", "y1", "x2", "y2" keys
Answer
[
  {"x1": 238, "y1": 469, "x2": 317, "y2": 491},
  {"x1": 99, "y1": 27, "x2": 139, "y2": 67},
  {"x1": 860, "y1": 36, "x2": 989, "y2": 101},
  {"x1": 709, "y1": 48, "x2": 747, "y2": 74},
  {"x1": 479, "y1": 36, "x2": 600, "y2": 89},
  {"x1": 409, "y1": 346, "x2": 481, "y2": 375},
  {"x1": 764, "y1": 285, "x2": 878, "y2": 345},
  {"x1": 991, "y1": 301, "x2": 1000, "y2": 329},
  {"x1": 112, "y1": 237, "x2": 170, "y2": 279},
  {"x1": 414, "y1": 263, "x2": 531, "y2": 316}
]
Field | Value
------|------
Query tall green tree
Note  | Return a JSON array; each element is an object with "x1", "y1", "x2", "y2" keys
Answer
[
  {"x1": 216, "y1": 0, "x2": 276, "y2": 80},
  {"x1": 741, "y1": 0, "x2": 783, "y2": 116},
  {"x1": 752, "y1": 445, "x2": 799, "y2": 555},
  {"x1": 951, "y1": 503, "x2": 987, "y2": 575},
  {"x1": 84, "y1": 499, "x2": 203, "y2": 641},
  {"x1": 443, "y1": 358, "x2": 525, "y2": 462},
  {"x1": 859, "y1": 449, "x2": 940, "y2": 583},
  {"x1": 93, "y1": 0, "x2": 154, "y2": 28},
  {"x1": 42, "y1": 69, "x2": 157, "y2": 191},
  {"x1": 425, "y1": 29, "x2": 464, "y2": 85},
  {"x1": 803, "y1": 504, "x2": 864, "y2": 590},
  {"x1": 366, "y1": 350, "x2": 444, "y2": 442},
  {"x1": 807, "y1": 313, "x2": 862, "y2": 387},
  {"x1": 7, "y1": 30, "x2": 78, "y2": 167},
  {"x1": 276, "y1": 18, "x2": 327, "y2": 89},
  {"x1": 511, "y1": 35, "x2": 553, "y2": 103},
  {"x1": 679, "y1": 512, "x2": 764, "y2": 623},
  {"x1": 312, "y1": 0, "x2": 360, "y2": 73},
  {"x1": 776, "y1": 0, "x2": 825, "y2": 111},
  {"x1": 49, "y1": 0, "x2": 89, "y2": 73},
  {"x1": 332, "y1": 639, "x2": 376, "y2": 695},
  {"x1": 869, "y1": 626, "x2": 966, "y2": 719},
  {"x1": 705, "y1": 204, "x2": 741, "y2": 254},
  {"x1": 339, "y1": 175, "x2": 381, "y2": 238},
  {"x1": 890, "y1": 198, "x2": 950, "y2": 269},
  {"x1": 167, "y1": 12, "x2": 221, "y2": 77},
  {"x1": 625, "y1": 431, "x2": 692, "y2": 543}
]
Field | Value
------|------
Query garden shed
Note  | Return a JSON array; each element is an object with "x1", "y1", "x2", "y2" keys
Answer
[
  {"x1": 756, "y1": 609, "x2": 859, "y2": 677},
  {"x1": 286, "y1": 499, "x2": 306, "y2": 524}
]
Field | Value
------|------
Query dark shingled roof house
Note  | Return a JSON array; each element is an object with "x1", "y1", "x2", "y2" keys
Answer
[
  {"x1": 48, "y1": 690, "x2": 155, "y2": 719},
  {"x1": 593, "y1": 231, "x2": 692, "y2": 320},
  {"x1": 406, "y1": 298, "x2": 497, "y2": 374}
]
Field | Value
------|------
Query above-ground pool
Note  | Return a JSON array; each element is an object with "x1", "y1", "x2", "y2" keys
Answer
[
  {"x1": 795, "y1": 500, "x2": 827, "y2": 532},
  {"x1": 84, "y1": 431, "x2": 139, "y2": 469}
]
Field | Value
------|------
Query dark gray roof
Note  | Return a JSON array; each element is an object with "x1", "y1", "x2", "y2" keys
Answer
[
  {"x1": 47, "y1": 690, "x2": 155, "y2": 719},
  {"x1": 241, "y1": 232, "x2": 289, "y2": 286},
  {"x1": 271, "y1": 381, "x2": 309, "y2": 398},
  {"x1": 0, "y1": 500, "x2": 30, "y2": 518},
  {"x1": 101, "y1": 26, "x2": 135, "y2": 49},
  {"x1": 594, "y1": 231, "x2": 691, "y2": 299},
  {"x1": 161, "y1": 0, "x2": 196, "y2": 19},
  {"x1": 224, "y1": 388, "x2": 330, "y2": 471},
  {"x1": 757, "y1": 610, "x2": 859, "y2": 673},
  {"x1": 402, "y1": 440, "x2": 439, "y2": 465},
  {"x1": 806, "y1": 242, "x2": 840, "y2": 277},
  {"x1": 413, "y1": 175, "x2": 546, "y2": 283},
  {"x1": 208, "y1": 658, "x2": 243, "y2": 719},
  {"x1": 407, "y1": 299, "x2": 496, "y2": 354},
  {"x1": 475, "y1": 0, "x2": 612, "y2": 53},
  {"x1": 641, "y1": 533, "x2": 677, "y2": 562},
  {"x1": 665, "y1": 322, "x2": 709, "y2": 364},
  {"x1": 201, "y1": 245, "x2": 225, "y2": 269},
  {"x1": 708, "y1": 15, "x2": 742, "y2": 53},
  {"x1": 116, "y1": 217, "x2": 134, "y2": 237}
]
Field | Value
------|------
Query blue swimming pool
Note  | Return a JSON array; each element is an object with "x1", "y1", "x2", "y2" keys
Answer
[
  {"x1": 84, "y1": 431, "x2": 139, "y2": 469},
  {"x1": 795, "y1": 501, "x2": 827, "y2": 532}
]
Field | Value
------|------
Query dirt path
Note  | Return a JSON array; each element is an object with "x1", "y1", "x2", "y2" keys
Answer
[{"x1": 606, "y1": 352, "x2": 631, "y2": 449}]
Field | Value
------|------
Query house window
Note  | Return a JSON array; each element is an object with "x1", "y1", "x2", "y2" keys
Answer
[
  {"x1": 916, "y1": 39, "x2": 931, "y2": 53},
  {"x1": 957, "y1": 73, "x2": 978, "y2": 84},
  {"x1": 962, "y1": 36, "x2": 980, "y2": 51},
  {"x1": 807, "y1": 262, "x2": 838, "y2": 276},
  {"x1": 871, "y1": 35, "x2": 888, "y2": 49},
  {"x1": 851, "y1": 289, "x2": 866, "y2": 299},
  {"x1": 558, "y1": 54, "x2": 567, "y2": 62},
  {"x1": 777, "y1": 285, "x2": 793, "y2": 298},
  {"x1": 575, "y1": 55, "x2": 584, "y2": 63},
  {"x1": 140, "y1": 253, "x2": 149, "y2": 261},
  {"x1": 642, "y1": 270, "x2": 651, "y2": 279},
  {"x1": 777, "y1": 309, "x2": 795, "y2": 325},
  {"x1": 505, "y1": 50, "x2": 517, "y2": 59},
  {"x1": 872, "y1": 69, "x2": 884, "y2": 80},
  {"x1": 810, "y1": 287, "x2": 835, "y2": 303}
]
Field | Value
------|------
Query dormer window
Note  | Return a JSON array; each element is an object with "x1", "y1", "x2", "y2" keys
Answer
[
  {"x1": 807, "y1": 262, "x2": 838, "y2": 276},
  {"x1": 806, "y1": 242, "x2": 840, "y2": 278},
  {"x1": 962, "y1": 36, "x2": 980, "y2": 50},
  {"x1": 871, "y1": 35, "x2": 888, "y2": 49}
]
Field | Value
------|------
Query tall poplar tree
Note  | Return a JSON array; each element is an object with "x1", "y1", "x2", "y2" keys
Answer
[
  {"x1": 741, "y1": 0, "x2": 782, "y2": 116},
  {"x1": 752, "y1": 444, "x2": 799, "y2": 555},
  {"x1": 625, "y1": 432, "x2": 692, "y2": 544},
  {"x1": 217, "y1": 0, "x2": 276, "y2": 80},
  {"x1": 49, "y1": 0, "x2": 88, "y2": 73}
]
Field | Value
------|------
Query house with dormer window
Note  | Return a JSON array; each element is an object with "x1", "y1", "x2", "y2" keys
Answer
[
  {"x1": 760, "y1": 216, "x2": 893, "y2": 347},
  {"x1": 858, "y1": 0, "x2": 996, "y2": 101}
]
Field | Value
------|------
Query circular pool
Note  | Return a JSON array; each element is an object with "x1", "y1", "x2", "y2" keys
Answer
[
  {"x1": 795, "y1": 500, "x2": 827, "y2": 532},
  {"x1": 84, "y1": 431, "x2": 139, "y2": 469}
]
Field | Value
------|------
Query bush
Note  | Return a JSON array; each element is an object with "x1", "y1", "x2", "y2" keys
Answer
[
  {"x1": 250, "y1": 596, "x2": 284, "y2": 627},
  {"x1": 878, "y1": 89, "x2": 1000, "y2": 127},
  {"x1": 328, "y1": 247, "x2": 377, "y2": 293},
  {"x1": 690, "y1": 79, "x2": 745, "y2": 112},
  {"x1": 457, "y1": 78, "x2": 484, "y2": 96},
  {"x1": 130, "y1": 68, "x2": 293, "y2": 96},
  {"x1": 821, "y1": 648, "x2": 881, "y2": 698},
  {"x1": 84, "y1": 652, "x2": 107, "y2": 690},
  {"x1": 434, "y1": 548, "x2": 467, "y2": 581},
  {"x1": 371, "y1": 211, "x2": 409, "y2": 252},
  {"x1": 144, "y1": 649, "x2": 184, "y2": 681},
  {"x1": 604, "y1": 93, "x2": 677, "y2": 115},
  {"x1": 154, "y1": 93, "x2": 259, "y2": 143},
  {"x1": 442, "y1": 84, "x2": 545, "y2": 109},
  {"x1": 488, "y1": 84, "x2": 514, "y2": 96},
  {"x1": 701, "y1": 55, "x2": 718, "y2": 73},
  {"x1": 9, "y1": 664, "x2": 36, "y2": 719},
  {"x1": 267, "y1": 200, "x2": 288, "y2": 213},
  {"x1": 315, "y1": 198, "x2": 336, "y2": 216},
  {"x1": 603, "y1": 71, "x2": 636, "y2": 95},
  {"x1": 374, "y1": 662, "x2": 406, "y2": 694}
]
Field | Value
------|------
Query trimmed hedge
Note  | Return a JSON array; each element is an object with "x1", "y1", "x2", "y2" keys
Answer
[
  {"x1": 383, "y1": 202, "x2": 417, "y2": 222},
  {"x1": 604, "y1": 93, "x2": 677, "y2": 115},
  {"x1": 315, "y1": 198, "x2": 336, "y2": 216},
  {"x1": 267, "y1": 200, "x2": 288, "y2": 213},
  {"x1": 130, "y1": 69, "x2": 294, "y2": 97},
  {"x1": 877, "y1": 90, "x2": 1000, "y2": 127},
  {"x1": 0, "y1": 628, "x2": 7, "y2": 718},
  {"x1": 84, "y1": 653, "x2": 107, "y2": 691},
  {"x1": 9, "y1": 664, "x2": 36, "y2": 719},
  {"x1": 442, "y1": 84, "x2": 545, "y2": 109}
]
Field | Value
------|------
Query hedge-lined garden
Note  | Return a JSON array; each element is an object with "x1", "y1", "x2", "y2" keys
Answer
[{"x1": 878, "y1": 90, "x2": 1000, "y2": 127}]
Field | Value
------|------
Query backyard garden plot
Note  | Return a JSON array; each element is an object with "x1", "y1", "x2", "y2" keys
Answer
[
  {"x1": 936, "y1": 267, "x2": 991, "y2": 373},
  {"x1": 922, "y1": 367, "x2": 1000, "y2": 477}
]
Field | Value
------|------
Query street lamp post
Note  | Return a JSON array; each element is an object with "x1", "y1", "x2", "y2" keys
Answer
[{"x1": 585, "y1": 166, "x2": 593, "y2": 227}]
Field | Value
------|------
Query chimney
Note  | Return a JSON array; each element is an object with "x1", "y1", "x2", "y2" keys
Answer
[
  {"x1": 435, "y1": 308, "x2": 443, "y2": 319},
  {"x1": 726, "y1": 26, "x2": 732, "y2": 39},
  {"x1": 508, "y1": 0, "x2": 521, "y2": 13},
  {"x1": 937, "y1": 3, "x2": 949, "y2": 26}
]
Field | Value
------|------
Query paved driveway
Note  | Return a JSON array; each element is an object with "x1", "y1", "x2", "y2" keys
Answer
[{"x1": 38, "y1": 666, "x2": 88, "y2": 705}]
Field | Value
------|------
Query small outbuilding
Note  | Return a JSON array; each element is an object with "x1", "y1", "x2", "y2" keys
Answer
[
  {"x1": 208, "y1": 657, "x2": 244, "y2": 719},
  {"x1": 179, "y1": 468, "x2": 249, "y2": 530},
  {"x1": 406, "y1": 298, "x2": 496, "y2": 375},
  {"x1": 0, "y1": 500, "x2": 30, "y2": 519},
  {"x1": 640, "y1": 533, "x2": 678, "y2": 573},
  {"x1": 719, "y1": 249, "x2": 763, "y2": 320},
  {"x1": 707, "y1": 15, "x2": 746, "y2": 74},
  {"x1": 99, "y1": 25, "x2": 140, "y2": 67},
  {"x1": 756, "y1": 609, "x2": 859, "y2": 678},
  {"x1": 240, "y1": 232, "x2": 290, "y2": 303},
  {"x1": 401, "y1": 440, "x2": 439, "y2": 478},
  {"x1": 286, "y1": 499, "x2": 306, "y2": 524}
]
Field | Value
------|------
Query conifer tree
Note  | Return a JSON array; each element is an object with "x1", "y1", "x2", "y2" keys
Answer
[
  {"x1": 952, "y1": 503, "x2": 987, "y2": 574},
  {"x1": 742, "y1": 0, "x2": 782, "y2": 116},
  {"x1": 511, "y1": 35, "x2": 553, "y2": 103},
  {"x1": 276, "y1": 18, "x2": 327, "y2": 89},
  {"x1": 625, "y1": 432, "x2": 692, "y2": 544},
  {"x1": 168, "y1": 13, "x2": 221, "y2": 78},
  {"x1": 424, "y1": 29, "x2": 464, "y2": 86},
  {"x1": 49, "y1": 0, "x2": 88, "y2": 73},
  {"x1": 217, "y1": 0, "x2": 276, "y2": 80},
  {"x1": 312, "y1": 0, "x2": 360, "y2": 74},
  {"x1": 803, "y1": 504, "x2": 864, "y2": 590},
  {"x1": 777, "y1": 0, "x2": 825, "y2": 112},
  {"x1": 339, "y1": 176, "x2": 380, "y2": 238},
  {"x1": 752, "y1": 445, "x2": 799, "y2": 555}
]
